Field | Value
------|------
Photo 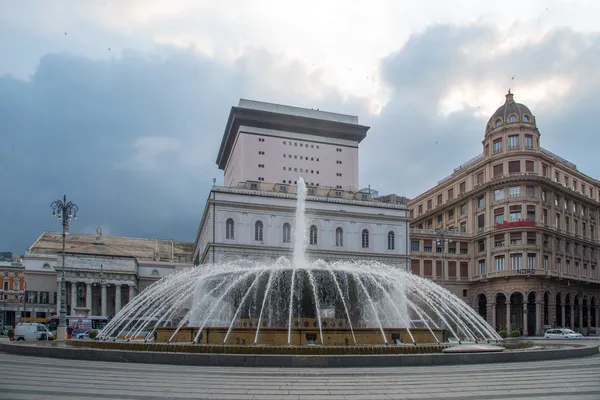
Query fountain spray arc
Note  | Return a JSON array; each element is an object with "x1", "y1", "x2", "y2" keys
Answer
[{"x1": 98, "y1": 178, "x2": 503, "y2": 346}]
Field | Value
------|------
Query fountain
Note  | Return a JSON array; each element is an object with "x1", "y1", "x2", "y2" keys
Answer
[{"x1": 98, "y1": 178, "x2": 502, "y2": 347}]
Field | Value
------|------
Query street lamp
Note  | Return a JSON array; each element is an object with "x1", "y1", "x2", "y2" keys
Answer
[
  {"x1": 51, "y1": 195, "x2": 78, "y2": 340},
  {"x1": 435, "y1": 227, "x2": 455, "y2": 289}
]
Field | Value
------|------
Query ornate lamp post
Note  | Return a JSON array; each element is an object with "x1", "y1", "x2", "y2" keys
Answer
[
  {"x1": 51, "y1": 195, "x2": 78, "y2": 340},
  {"x1": 435, "y1": 227, "x2": 455, "y2": 289}
]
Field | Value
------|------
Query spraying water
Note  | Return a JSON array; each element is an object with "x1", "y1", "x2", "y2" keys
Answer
[{"x1": 98, "y1": 177, "x2": 502, "y2": 345}]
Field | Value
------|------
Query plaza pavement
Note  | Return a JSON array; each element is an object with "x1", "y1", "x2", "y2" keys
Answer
[{"x1": 0, "y1": 343, "x2": 599, "y2": 400}]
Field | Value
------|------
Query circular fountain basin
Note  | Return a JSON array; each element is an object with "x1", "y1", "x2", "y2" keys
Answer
[{"x1": 442, "y1": 343, "x2": 506, "y2": 353}]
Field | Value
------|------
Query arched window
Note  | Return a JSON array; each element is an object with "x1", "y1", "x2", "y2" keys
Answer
[
  {"x1": 335, "y1": 227, "x2": 344, "y2": 247},
  {"x1": 361, "y1": 229, "x2": 370, "y2": 248},
  {"x1": 254, "y1": 221, "x2": 263, "y2": 241},
  {"x1": 151, "y1": 269, "x2": 160, "y2": 276},
  {"x1": 508, "y1": 115, "x2": 517, "y2": 123},
  {"x1": 226, "y1": 218, "x2": 234, "y2": 240},
  {"x1": 309, "y1": 225, "x2": 318, "y2": 245},
  {"x1": 388, "y1": 231, "x2": 395, "y2": 250},
  {"x1": 494, "y1": 119, "x2": 502, "y2": 127},
  {"x1": 523, "y1": 115, "x2": 530, "y2": 123},
  {"x1": 283, "y1": 223, "x2": 291, "y2": 243}
]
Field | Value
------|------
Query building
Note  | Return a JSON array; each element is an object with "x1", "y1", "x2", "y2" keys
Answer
[
  {"x1": 195, "y1": 100, "x2": 410, "y2": 270},
  {"x1": 408, "y1": 91, "x2": 599, "y2": 336},
  {"x1": 193, "y1": 182, "x2": 409, "y2": 268},
  {"x1": 217, "y1": 99, "x2": 369, "y2": 189},
  {"x1": 0, "y1": 259, "x2": 25, "y2": 327},
  {"x1": 22, "y1": 230, "x2": 193, "y2": 319}
]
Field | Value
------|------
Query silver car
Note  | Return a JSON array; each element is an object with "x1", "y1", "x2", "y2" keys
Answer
[{"x1": 544, "y1": 328, "x2": 584, "y2": 339}]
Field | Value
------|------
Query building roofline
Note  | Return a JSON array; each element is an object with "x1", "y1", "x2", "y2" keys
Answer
[{"x1": 216, "y1": 105, "x2": 370, "y2": 170}]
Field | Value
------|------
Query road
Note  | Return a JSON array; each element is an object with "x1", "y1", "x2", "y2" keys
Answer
[{"x1": 0, "y1": 342, "x2": 599, "y2": 400}]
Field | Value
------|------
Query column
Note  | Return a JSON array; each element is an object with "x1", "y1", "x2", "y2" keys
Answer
[
  {"x1": 70, "y1": 282, "x2": 77, "y2": 315},
  {"x1": 101, "y1": 284, "x2": 107, "y2": 317},
  {"x1": 128, "y1": 285, "x2": 136, "y2": 303},
  {"x1": 579, "y1": 306, "x2": 583, "y2": 331},
  {"x1": 536, "y1": 301, "x2": 543, "y2": 336},
  {"x1": 523, "y1": 304, "x2": 528, "y2": 336},
  {"x1": 586, "y1": 306, "x2": 591, "y2": 331},
  {"x1": 86, "y1": 283, "x2": 92, "y2": 316},
  {"x1": 488, "y1": 302, "x2": 495, "y2": 329},
  {"x1": 56, "y1": 281, "x2": 61, "y2": 315},
  {"x1": 561, "y1": 304, "x2": 565, "y2": 327},
  {"x1": 570, "y1": 305, "x2": 575, "y2": 330},
  {"x1": 506, "y1": 302, "x2": 511, "y2": 333},
  {"x1": 115, "y1": 284, "x2": 122, "y2": 314}
]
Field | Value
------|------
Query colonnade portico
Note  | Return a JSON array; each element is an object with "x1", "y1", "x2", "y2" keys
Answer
[
  {"x1": 476, "y1": 287, "x2": 598, "y2": 336},
  {"x1": 56, "y1": 275, "x2": 137, "y2": 318}
]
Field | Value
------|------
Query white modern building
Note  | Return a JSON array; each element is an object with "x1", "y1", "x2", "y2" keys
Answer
[
  {"x1": 194, "y1": 100, "x2": 410, "y2": 269},
  {"x1": 217, "y1": 99, "x2": 369, "y2": 189},
  {"x1": 22, "y1": 230, "x2": 193, "y2": 319}
]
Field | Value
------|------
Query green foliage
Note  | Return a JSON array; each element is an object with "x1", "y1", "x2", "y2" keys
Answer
[
  {"x1": 88, "y1": 330, "x2": 99, "y2": 339},
  {"x1": 7, "y1": 329, "x2": 14, "y2": 338},
  {"x1": 497, "y1": 329, "x2": 507, "y2": 338},
  {"x1": 510, "y1": 330, "x2": 521, "y2": 338}
]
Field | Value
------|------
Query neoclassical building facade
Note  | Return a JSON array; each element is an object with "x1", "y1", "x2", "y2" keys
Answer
[
  {"x1": 193, "y1": 182, "x2": 410, "y2": 269},
  {"x1": 22, "y1": 231, "x2": 193, "y2": 320},
  {"x1": 408, "y1": 91, "x2": 599, "y2": 336}
]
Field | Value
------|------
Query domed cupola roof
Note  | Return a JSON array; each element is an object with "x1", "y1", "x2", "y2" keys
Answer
[{"x1": 486, "y1": 90, "x2": 536, "y2": 134}]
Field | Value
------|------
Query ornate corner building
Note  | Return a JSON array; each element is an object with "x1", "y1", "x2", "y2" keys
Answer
[{"x1": 408, "y1": 91, "x2": 599, "y2": 336}]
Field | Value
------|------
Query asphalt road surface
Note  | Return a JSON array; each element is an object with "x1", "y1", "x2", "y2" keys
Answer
[{"x1": 0, "y1": 341, "x2": 599, "y2": 400}]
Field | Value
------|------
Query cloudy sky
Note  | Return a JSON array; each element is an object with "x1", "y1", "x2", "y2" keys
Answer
[{"x1": 1, "y1": 0, "x2": 599, "y2": 254}]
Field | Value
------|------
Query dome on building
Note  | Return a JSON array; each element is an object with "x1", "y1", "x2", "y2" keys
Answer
[{"x1": 486, "y1": 90, "x2": 536, "y2": 133}]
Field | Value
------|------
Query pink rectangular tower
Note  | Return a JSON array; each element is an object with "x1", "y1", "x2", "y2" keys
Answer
[{"x1": 216, "y1": 99, "x2": 369, "y2": 190}]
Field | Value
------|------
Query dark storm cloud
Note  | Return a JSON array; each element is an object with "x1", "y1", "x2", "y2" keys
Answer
[
  {"x1": 1, "y1": 23, "x2": 599, "y2": 254},
  {"x1": 361, "y1": 24, "x2": 600, "y2": 197},
  {"x1": 0, "y1": 47, "x2": 365, "y2": 254}
]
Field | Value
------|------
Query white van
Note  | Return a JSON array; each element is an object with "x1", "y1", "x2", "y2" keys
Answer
[{"x1": 14, "y1": 323, "x2": 54, "y2": 341}]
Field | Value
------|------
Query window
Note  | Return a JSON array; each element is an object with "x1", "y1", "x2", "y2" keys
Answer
[
  {"x1": 361, "y1": 229, "x2": 369, "y2": 248},
  {"x1": 448, "y1": 209, "x2": 454, "y2": 220},
  {"x1": 335, "y1": 227, "x2": 344, "y2": 247},
  {"x1": 477, "y1": 214, "x2": 485, "y2": 230},
  {"x1": 411, "y1": 240, "x2": 420, "y2": 251},
  {"x1": 476, "y1": 171, "x2": 484, "y2": 185},
  {"x1": 494, "y1": 208, "x2": 505, "y2": 224},
  {"x1": 508, "y1": 135, "x2": 519, "y2": 148},
  {"x1": 508, "y1": 186, "x2": 521, "y2": 198},
  {"x1": 508, "y1": 115, "x2": 517, "y2": 123},
  {"x1": 525, "y1": 135, "x2": 533, "y2": 149},
  {"x1": 460, "y1": 222, "x2": 466, "y2": 232},
  {"x1": 544, "y1": 255, "x2": 549, "y2": 270},
  {"x1": 526, "y1": 186, "x2": 535, "y2": 198},
  {"x1": 478, "y1": 240, "x2": 485, "y2": 252},
  {"x1": 254, "y1": 221, "x2": 263, "y2": 241},
  {"x1": 493, "y1": 139, "x2": 502, "y2": 153},
  {"x1": 527, "y1": 254, "x2": 536, "y2": 269},
  {"x1": 479, "y1": 260, "x2": 486, "y2": 274},
  {"x1": 388, "y1": 231, "x2": 395, "y2": 250},
  {"x1": 460, "y1": 203, "x2": 467, "y2": 216},
  {"x1": 494, "y1": 189, "x2": 504, "y2": 201},
  {"x1": 493, "y1": 163, "x2": 503, "y2": 178},
  {"x1": 226, "y1": 218, "x2": 235, "y2": 240},
  {"x1": 309, "y1": 225, "x2": 318, "y2": 245},
  {"x1": 447, "y1": 188, "x2": 454, "y2": 200},
  {"x1": 542, "y1": 190, "x2": 547, "y2": 201},
  {"x1": 459, "y1": 181, "x2": 466, "y2": 194},
  {"x1": 494, "y1": 234, "x2": 505, "y2": 247},
  {"x1": 283, "y1": 223, "x2": 291, "y2": 243},
  {"x1": 437, "y1": 194, "x2": 443, "y2": 205},
  {"x1": 437, "y1": 215, "x2": 443, "y2": 224},
  {"x1": 523, "y1": 115, "x2": 530, "y2": 123},
  {"x1": 494, "y1": 119, "x2": 502, "y2": 127},
  {"x1": 510, "y1": 232, "x2": 522, "y2": 245},
  {"x1": 477, "y1": 196, "x2": 485, "y2": 208},
  {"x1": 427, "y1": 199, "x2": 432, "y2": 210},
  {"x1": 495, "y1": 255, "x2": 505, "y2": 271},
  {"x1": 510, "y1": 253, "x2": 522, "y2": 270},
  {"x1": 509, "y1": 207, "x2": 522, "y2": 222},
  {"x1": 525, "y1": 161, "x2": 534, "y2": 172},
  {"x1": 508, "y1": 160, "x2": 520, "y2": 173},
  {"x1": 543, "y1": 209, "x2": 548, "y2": 224}
]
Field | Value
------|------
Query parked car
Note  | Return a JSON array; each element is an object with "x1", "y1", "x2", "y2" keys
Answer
[
  {"x1": 544, "y1": 328, "x2": 584, "y2": 339},
  {"x1": 13, "y1": 323, "x2": 54, "y2": 341},
  {"x1": 75, "y1": 329, "x2": 101, "y2": 339}
]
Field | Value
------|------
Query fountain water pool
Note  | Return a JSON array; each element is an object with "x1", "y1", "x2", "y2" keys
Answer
[{"x1": 98, "y1": 178, "x2": 502, "y2": 346}]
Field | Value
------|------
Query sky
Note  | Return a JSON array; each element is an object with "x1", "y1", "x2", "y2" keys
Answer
[{"x1": 1, "y1": 0, "x2": 599, "y2": 254}]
